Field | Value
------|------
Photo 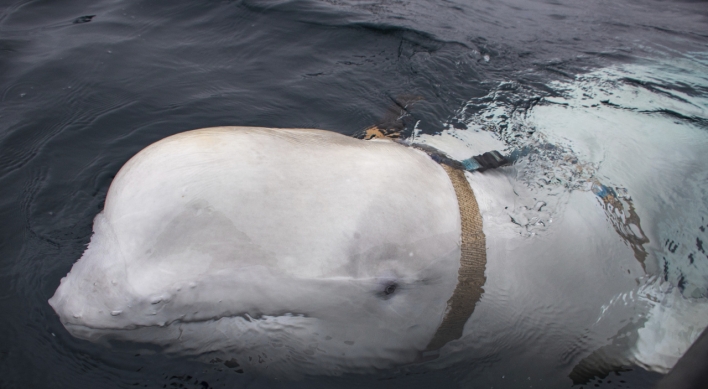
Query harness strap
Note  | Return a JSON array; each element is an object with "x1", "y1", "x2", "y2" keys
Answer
[{"x1": 422, "y1": 164, "x2": 488, "y2": 356}]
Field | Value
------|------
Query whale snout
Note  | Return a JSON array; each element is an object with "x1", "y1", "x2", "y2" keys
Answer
[{"x1": 49, "y1": 263, "x2": 136, "y2": 336}]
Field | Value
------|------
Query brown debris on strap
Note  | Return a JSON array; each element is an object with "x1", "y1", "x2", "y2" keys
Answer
[
  {"x1": 363, "y1": 126, "x2": 393, "y2": 140},
  {"x1": 424, "y1": 165, "x2": 487, "y2": 352}
]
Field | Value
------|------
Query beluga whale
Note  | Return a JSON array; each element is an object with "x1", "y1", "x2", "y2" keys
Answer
[
  {"x1": 50, "y1": 125, "x2": 705, "y2": 383},
  {"x1": 49, "y1": 127, "x2": 487, "y2": 376}
]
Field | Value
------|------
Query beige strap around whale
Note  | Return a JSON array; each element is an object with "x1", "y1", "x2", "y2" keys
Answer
[
  {"x1": 423, "y1": 164, "x2": 487, "y2": 355},
  {"x1": 362, "y1": 132, "x2": 488, "y2": 355}
]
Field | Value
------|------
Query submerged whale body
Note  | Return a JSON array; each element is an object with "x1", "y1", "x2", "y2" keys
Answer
[
  {"x1": 50, "y1": 126, "x2": 701, "y2": 381},
  {"x1": 49, "y1": 127, "x2": 464, "y2": 374}
]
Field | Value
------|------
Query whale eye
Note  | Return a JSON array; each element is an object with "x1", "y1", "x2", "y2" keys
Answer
[{"x1": 383, "y1": 283, "x2": 397, "y2": 296}]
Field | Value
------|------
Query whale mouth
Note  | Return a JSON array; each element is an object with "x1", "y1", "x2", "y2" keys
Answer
[
  {"x1": 62, "y1": 311, "x2": 314, "y2": 344},
  {"x1": 63, "y1": 311, "x2": 310, "y2": 330}
]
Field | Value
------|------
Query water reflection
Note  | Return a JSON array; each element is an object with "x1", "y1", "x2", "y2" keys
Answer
[{"x1": 592, "y1": 182, "x2": 650, "y2": 271}]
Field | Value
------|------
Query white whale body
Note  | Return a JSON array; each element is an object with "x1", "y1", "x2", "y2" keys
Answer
[
  {"x1": 50, "y1": 120, "x2": 706, "y2": 381},
  {"x1": 49, "y1": 127, "x2": 463, "y2": 374}
]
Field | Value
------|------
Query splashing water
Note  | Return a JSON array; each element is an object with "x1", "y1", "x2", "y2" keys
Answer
[{"x1": 411, "y1": 54, "x2": 708, "y2": 381}]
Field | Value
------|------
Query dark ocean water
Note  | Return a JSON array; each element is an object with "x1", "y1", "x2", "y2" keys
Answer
[{"x1": 1, "y1": 0, "x2": 707, "y2": 388}]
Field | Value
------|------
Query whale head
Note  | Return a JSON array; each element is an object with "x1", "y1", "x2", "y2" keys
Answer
[{"x1": 49, "y1": 127, "x2": 463, "y2": 375}]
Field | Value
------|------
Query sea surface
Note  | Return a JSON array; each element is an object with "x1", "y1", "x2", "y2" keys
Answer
[{"x1": 1, "y1": 0, "x2": 707, "y2": 388}]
